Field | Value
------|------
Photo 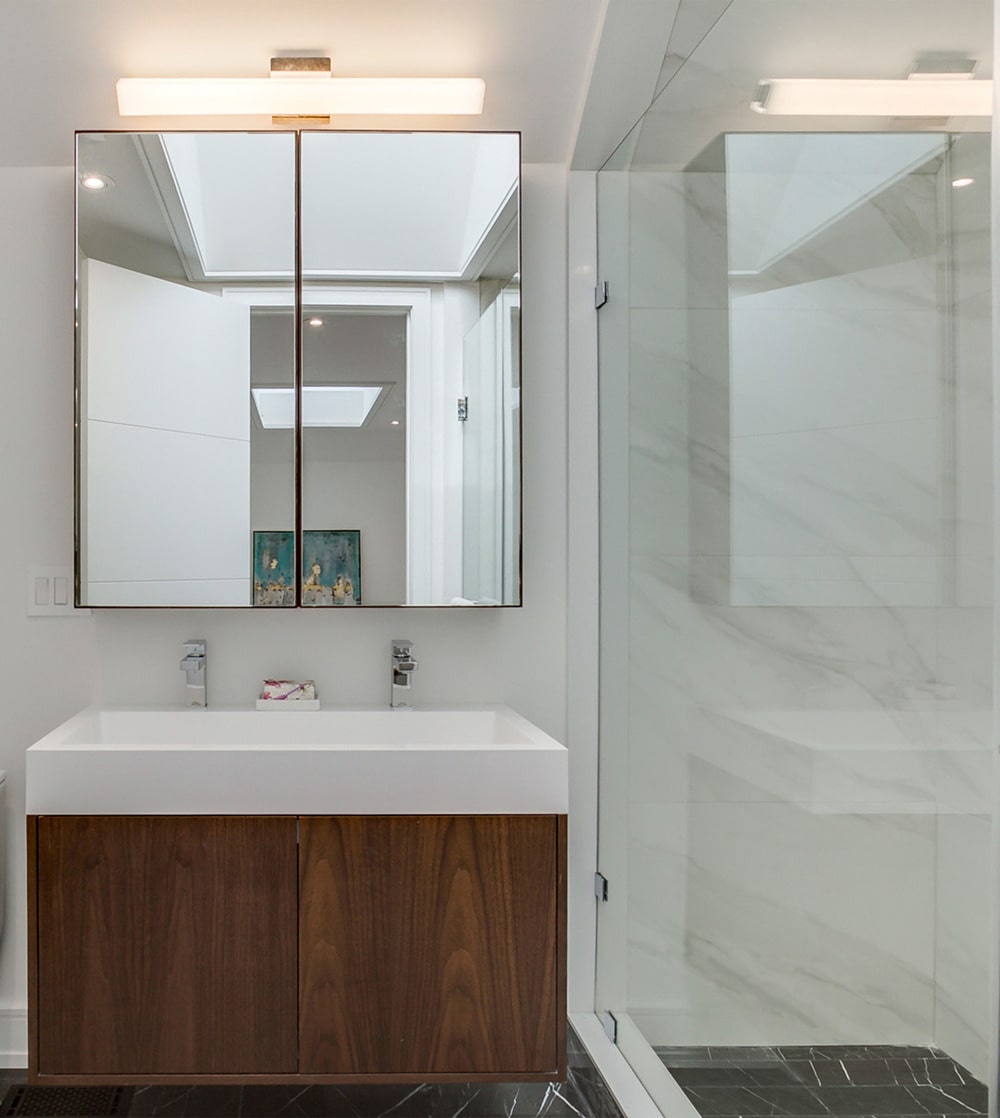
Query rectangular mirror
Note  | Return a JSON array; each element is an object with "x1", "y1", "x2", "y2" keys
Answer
[
  {"x1": 77, "y1": 131, "x2": 296, "y2": 607},
  {"x1": 76, "y1": 131, "x2": 521, "y2": 607}
]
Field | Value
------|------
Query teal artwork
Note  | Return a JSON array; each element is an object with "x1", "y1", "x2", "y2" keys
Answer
[
  {"x1": 253, "y1": 531, "x2": 295, "y2": 606},
  {"x1": 302, "y1": 530, "x2": 362, "y2": 606}
]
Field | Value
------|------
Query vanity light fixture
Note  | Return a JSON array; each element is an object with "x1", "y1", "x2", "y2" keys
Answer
[
  {"x1": 116, "y1": 57, "x2": 486, "y2": 120},
  {"x1": 80, "y1": 173, "x2": 113, "y2": 190},
  {"x1": 750, "y1": 77, "x2": 992, "y2": 117},
  {"x1": 252, "y1": 385, "x2": 386, "y2": 429}
]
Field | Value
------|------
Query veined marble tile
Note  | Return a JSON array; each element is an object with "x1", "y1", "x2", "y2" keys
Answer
[
  {"x1": 682, "y1": 801, "x2": 935, "y2": 1040},
  {"x1": 629, "y1": 172, "x2": 729, "y2": 310},
  {"x1": 732, "y1": 222, "x2": 940, "y2": 319},
  {"x1": 627, "y1": 803, "x2": 691, "y2": 1007},
  {"x1": 630, "y1": 558, "x2": 939, "y2": 711},
  {"x1": 731, "y1": 306, "x2": 938, "y2": 439},
  {"x1": 732, "y1": 418, "x2": 938, "y2": 561},
  {"x1": 729, "y1": 577, "x2": 938, "y2": 609},
  {"x1": 934, "y1": 814, "x2": 992, "y2": 1081},
  {"x1": 936, "y1": 611, "x2": 993, "y2": 710}
]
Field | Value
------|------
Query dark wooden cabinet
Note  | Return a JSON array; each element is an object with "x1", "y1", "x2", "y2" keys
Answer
[
  {"x1": 33, "y1": 816, "x2": 298, "y2": 1076},
  {"x1": 299, "y1": 816, "x2": 565, "y2": 1077},
  {"x1": 28, "y1": 813, "x2": 566, "y2": 1084}
]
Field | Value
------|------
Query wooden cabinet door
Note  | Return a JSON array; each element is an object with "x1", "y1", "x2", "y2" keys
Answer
[
  {"x1": 35, "y1": 816, "x2": 298, "y2": 1075},
  {"x1": 299, "y1": 815, "x2": 565, "y2": 1078}
]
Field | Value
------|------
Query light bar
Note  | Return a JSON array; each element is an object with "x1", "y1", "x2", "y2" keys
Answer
[
  {"x1": 117, "y1": 76, "x2": 486, "y2": 117},
  {"x1": 252, "y1": 386, "x2": 386, "y2": 429},
  {"x1": 751, "y1": 78, "x2": 993, "y2": 117}
]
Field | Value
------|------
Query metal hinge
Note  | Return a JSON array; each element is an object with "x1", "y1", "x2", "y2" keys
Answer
[
  {"x1": 594, "y1": 871, "x2": 609, "y2": 901},
  {"x1": 457, "y1": 396, "x2": 469, "y2": 422},
  {"x1": 594, "y1": 280, "x2": 609, "y2": 309},
  {"x1": 599, "y1": 1010, "x2": 618, "y2": 1043}
]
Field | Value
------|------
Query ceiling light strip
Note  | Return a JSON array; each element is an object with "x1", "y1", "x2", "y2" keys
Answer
[
  {"x1": 117, "y1": 77, "x2": 486, "y2": 117},
  {"x1": 751, "y1": 78, "x2": 993, "y2": 116}
]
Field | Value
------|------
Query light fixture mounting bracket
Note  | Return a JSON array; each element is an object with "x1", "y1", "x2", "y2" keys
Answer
[{"x1": 271, "y1": 56, "x2": 332, "y2": 125}]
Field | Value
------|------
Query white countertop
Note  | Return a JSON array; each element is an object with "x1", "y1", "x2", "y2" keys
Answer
[{"x1": 26, "y1": 705, "x2": 568, "y2": 815}]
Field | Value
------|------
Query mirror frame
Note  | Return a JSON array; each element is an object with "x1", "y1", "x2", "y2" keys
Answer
[{"x1": 74, "y1": 129, "x2": 523, "y2": 609}]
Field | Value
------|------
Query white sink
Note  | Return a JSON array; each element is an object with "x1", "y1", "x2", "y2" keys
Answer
[{"x1": 26, "y1": 706, "x2": 568, "y2": 815}]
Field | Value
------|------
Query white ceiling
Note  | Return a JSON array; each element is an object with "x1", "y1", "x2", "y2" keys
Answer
[{"x1": 0, "y1": 0, "x2": 608, "y2": 167}]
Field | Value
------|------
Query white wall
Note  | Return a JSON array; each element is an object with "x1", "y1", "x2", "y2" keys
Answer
[
  {"x1": 0, "y1": 161, "x2": 574, "y2": 1062},
  {"x1": 0, "y1": 168, "x2": 100, "y2": 1061}
]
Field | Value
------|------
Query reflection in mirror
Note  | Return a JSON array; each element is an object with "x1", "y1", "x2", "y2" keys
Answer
[
  {"x1": 300, "y1": 132, "x2": 521, "y2": 605},
  {"x1": 76, "y1": 130, "x2": 521, "y2": 608},
  {"x1": 76, "y1": 132, "x2": 296, "y2": 606}
]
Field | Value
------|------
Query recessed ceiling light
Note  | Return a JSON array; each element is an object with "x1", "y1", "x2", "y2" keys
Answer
[
  {"x1": 307, "y1": 317, "x2": 323, "y2": 327},
  {"x1": 390, "y1": 419, "x2": 400, "y2": 426},
  {"x1": 252, "y1": 385, "x2": 385, "y2": 428},
  {"x1": 952, "y1": 177, "x2": 975, "y2": 188},
  {"x1": 80, "y1": 173, "x2": 113, "y2": 190}
]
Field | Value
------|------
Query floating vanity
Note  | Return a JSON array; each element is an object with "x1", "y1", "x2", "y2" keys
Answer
[{"x1": 26, "y1": 707, "x2": 568, "y2": 1085}]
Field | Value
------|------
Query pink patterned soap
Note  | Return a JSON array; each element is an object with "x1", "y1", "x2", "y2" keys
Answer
[{"x1": 261, "y1": 679, "x2": 317, "y2": 701}]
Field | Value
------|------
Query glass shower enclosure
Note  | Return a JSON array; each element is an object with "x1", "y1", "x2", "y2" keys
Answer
[{"x1": 594, "y1": 17, "x2": 995, "y2": 1114}]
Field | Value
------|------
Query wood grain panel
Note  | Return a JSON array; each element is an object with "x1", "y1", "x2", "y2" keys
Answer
[
  {"x1": 299, "y1": 815, "x2": 562, "y2": 1077},
  {"x1": 26, "y1": 818, "x2": 39, "y2": 1079},
  {"x1": 35, "y1": 816, "x2": 298, "y2": 1075}
]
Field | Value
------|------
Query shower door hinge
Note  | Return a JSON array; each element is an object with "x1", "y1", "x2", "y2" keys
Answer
[
  {"x1": 457, "y1": 396, "x2": 469, "y2": 422},
  {"x1": 594, "y1": 280, "x2": 609, "y2": 309},
  {"x1": 594, "y1": 871, "x2": 609, "y2": 901},
  {"x1": 599, "y1": 1010, "x2": 618, "y2": 1044}
]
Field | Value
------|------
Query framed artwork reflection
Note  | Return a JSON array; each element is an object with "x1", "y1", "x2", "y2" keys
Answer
[
  {"x1": 253, "y1": 530, "x2": 295, "y2": 606},
  {"x1": 302, "y1": 530, "x2": 362, "y2": 606}
]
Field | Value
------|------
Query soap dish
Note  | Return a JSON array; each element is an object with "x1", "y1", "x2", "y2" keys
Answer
[{"x1": 256, "y1": 697, "x2": 320, "y2": 711}]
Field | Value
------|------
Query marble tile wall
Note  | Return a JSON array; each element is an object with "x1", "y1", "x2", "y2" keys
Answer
[{"x1": 616, "y1": 134, "x2": 993, "y2": 1079}]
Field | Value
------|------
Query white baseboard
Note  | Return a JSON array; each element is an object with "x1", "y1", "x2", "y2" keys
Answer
[{"x1": 0, "y1": 1009, "x2": 27, "y2": 1067}]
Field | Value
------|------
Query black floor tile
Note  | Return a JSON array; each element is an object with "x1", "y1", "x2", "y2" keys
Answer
[
  {"x1": 660, "y1": 1046, "x2": 987, "y2": 1118},
  {"x1": 680, "y1": 1085, "x2": 825, "y2": 1116},
  {"x1": 6, "y1": 1025, "x2": 620, "y2": 1118}
]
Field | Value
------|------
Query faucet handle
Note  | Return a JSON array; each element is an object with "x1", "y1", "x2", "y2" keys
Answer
[{"x1": 391, "y1": 639, "x2": 414, "y2": 658}]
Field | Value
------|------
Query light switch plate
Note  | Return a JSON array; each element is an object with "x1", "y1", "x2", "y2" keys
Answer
[{"x1": 26, "y1": 566, "x2": 90, "y2": 616}]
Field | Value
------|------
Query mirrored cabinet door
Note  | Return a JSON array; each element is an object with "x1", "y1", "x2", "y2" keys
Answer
[
  {"x1": 76, "y1": 130, "x2": 521, "y2": 608},
  {"x1": 77, "y1": 131, "x2": 297, "y2": 607},
  {"x1": 299, "y1": 131, "x2": 521, "y2": 606}
]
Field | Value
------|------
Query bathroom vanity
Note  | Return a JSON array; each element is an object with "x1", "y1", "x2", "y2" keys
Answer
[{"x1": 26, "y1": 708, "x2": 567, "y2": 1084}]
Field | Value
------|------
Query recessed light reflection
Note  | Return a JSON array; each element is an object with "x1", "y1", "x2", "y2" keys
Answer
[
  {"x1": 80, "y1": 173, "x2": 113, "y2": 190},
  {"x1": 952, "y1": 177, "x2": 975, "y2": 188},
  {"x1": 307, "y1": 317, "x2": 324, "y2": 327}
]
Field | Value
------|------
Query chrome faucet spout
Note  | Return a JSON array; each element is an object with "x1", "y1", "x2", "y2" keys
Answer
[
  {"x1": 180, "y1": 639, "x2": 207, "y2": 707},
  {"x1": 390, "y1": 639, "x2": 417, "y2": 708}
]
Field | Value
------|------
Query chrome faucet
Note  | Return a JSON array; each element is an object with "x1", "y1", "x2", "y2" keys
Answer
[
  {"x1": 180, "y1": 639, "x2": 207, "y2": 707},
  {"x1": 390, "y1": 639, "x2": 417, "y2": 708}
]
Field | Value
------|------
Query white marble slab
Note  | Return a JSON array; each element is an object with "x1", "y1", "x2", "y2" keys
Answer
[{"x1": 26, "y1": 705, "x2": 568, "y2": 816}]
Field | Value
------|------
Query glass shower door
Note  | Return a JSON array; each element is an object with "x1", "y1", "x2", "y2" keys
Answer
[{"x1": 595, "y1": 127, "x2": 993, "y2": 1113}]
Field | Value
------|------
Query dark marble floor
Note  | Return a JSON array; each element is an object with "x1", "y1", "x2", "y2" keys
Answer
[
  {"x1": 656, "y1": 1045, "x2": 988, "y2": 1118},
  {"x1": 0, "y1": 1027, "x2": 623, "y2": 1118}
]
